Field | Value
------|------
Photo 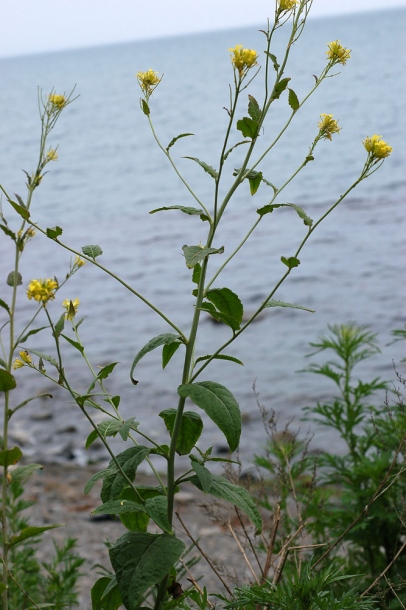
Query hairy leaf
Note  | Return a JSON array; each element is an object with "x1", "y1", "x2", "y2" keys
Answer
[
  {"x1": 248, "y1": 95, "x2": 261, "y2": 122},
  {"x1": 130, "y1": 334, "x2": 183, "y2": 383},
  {"x1": 149, "y1": 205, "x2": 209, "y2": 222},
  {"x1": 101, "y1": 446, "x2": 151, "y2": 502},
  {"x1": 190, "y1": 457, "x2": 213, "y2": 493},
  {"x1": 109, "y1": 532, "x2": 185, "y2": 610},
  {"x1": 159, "y1": 409, "x2": 203, "y2": 455},
  {"x1": 184, "y1": 157, "x2": 218, "y2": 179},
  {"x1": 82, "y1": 244, "x2": 103, "y2": 259},
  {"x1": 162, "y1": 340, "x2": 182, "y2": 369},
  {"x1": 144, "y1": 496, "x2": 171, "y2": 532},
  {"x1": 264, "y1": 299, "x2": 315, "y2": 313},
  {"x1": 182, "y1": 244, "x2": 224, "y2": 269},
  {"x1": 178, "y1": 381, "x2": 241, "y2": 452}
]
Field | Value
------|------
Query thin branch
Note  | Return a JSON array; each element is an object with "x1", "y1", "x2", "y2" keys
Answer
[
  {"x1": 227, "y1": 520, "x2": 260, "y2": 585},
  {"x1": 262, "y1": 504, "x2": 281, "y2": 583},
  {"x1": 361, "y1": 538, "x2": 406, "y2": 597}
]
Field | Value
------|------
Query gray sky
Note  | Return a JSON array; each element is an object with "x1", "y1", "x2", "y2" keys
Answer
[{"x1": 1, "y1": 0, "x2": 405, "y2": 58}]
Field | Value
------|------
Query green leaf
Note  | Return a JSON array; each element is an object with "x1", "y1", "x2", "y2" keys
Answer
[
  {"x1": 0, "y1": 224, "x2": 16, "y2": 241},
  {"x1": 182, "y1": 245, "x2": 224, "y2": 269},
  {"x1": 191, "y1": 474, "x2": 262, "y2": 533},
  {"x1": 183, "y1": 157, "x2": 218, "y2": 179},
  {"x1": 0, "y1": 298, "x2": 10, "y2": 314},
  {"x1": 9, "y1": 524, "x2": 61, "y2": 548},
  {"x1": 141, "y1": 99, "x2": 150, "y2": 116},
  {"x1": 144, "y1": 496, "x2": 171, "y2": 532},
  {"x1": 177, "y1": 381, "x2": 241, "y2": 452},
  {"x1": 265, "y1": 51, "x2": 279, "y2": 71},
  {"x1": 86, "y1": 417, "x2": 139, "y2": 448},
  {"x1": 119, "y1": 486, "x2": 162, "y2": 532},
  {"x1": 223, "y1": 140, "x2": 250, "y2": 162},
  {"x1": 0, "y1": 369, "x2": 16, "y2": 392},
  {"x1": 0, "y1": 358, "x2": 7, "y2": 368},
  {"x1": 159, "y1": 409, "x2": 203, "y2": 455},
  {"x1": 288, "y1": 88, "x2": 300, "y2": 111},
  {"x1": 200, "y1": 303, "x2": 240, "y2": 329},
  {"x1": 130, "y1": 334, "x2": 182, "y2": 383},
  {"x1": 272, "y1": 77, "x2": 291, "y2": 100},
  {"x1": 166, "y1": 133, "x2": 194, "y2": 152},
  {"x1": 9, "y1": 463, "x2": 42, "y2": 483},
  {"x1": 101, "y1": 446, "x2": 151, "y2": 502},
  {"x1": 194, "y1": 354, "x2": 244, "y2": 366},
  {"x1": 17, "y1": 326, "x2": 48, "y2": 347},
  {"x1": 109, "y1": 532, "x2": 185, "y2": 610},
  {"x1": 190, "y1": 457, "x2": 213, "y2": 493},
  {"x1": 46, "y1": 226, "x2": 63, "y2": 239},
  {"x1": 205, "y1": 287, "x2": 243, "y2": 330},
  {"x1": 192, "y1": 263, "x2": 201, "y2": 285},
  {"x1": 82, "y1": 244, "x2": 103, "y2": 260},
  {"x1": 281, "y1": 255, "x2": 300, "y2": 269},
  {"x1": 84, "y1": 469, "x2": 110, "y2": 495},
  {"x1": 257, "y1": 202, "x2": 312, "y2": 226},
  {"x1": 149, "y1": 205, "x2": 209, "y2": 222},
  {"x1": 248, "y1": 95, "x2": 261, "y2": 122},
  {"x1": 162, "y1": 341, "x2": 181, "y2": 369},
  {"x1": 54, "y1": 313, "x2": 65, "y2": 339},
  {"x1": 8, "y1": 199, "x2": 30, "y2": 220},
  {"x1": 249, "y1": 171, "x2": 262, "y2": 195},
  {"x1": 0, "y1": 446, "x2": 22, "y2": 467},
  {"x1": 28, "y1": 350, "x2": 58, "y2": 368},
  {"x1": 6, "y1": 271, "x2": 22, "y2": 286},
  {"x1": 92, "y1": 499, "x2": 145, "y2": 515},
  {"x1": 263, "y1": 299, "x2": 315, "y2": 313},
  {"x1": 236, "y1": 117, "x2": 259, "y2": 139},
  {"x1": 91, "y1": 576, "x2": 122, "y2": 610}
]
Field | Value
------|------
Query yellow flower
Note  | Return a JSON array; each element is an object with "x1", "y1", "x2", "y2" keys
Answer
[
  {"x1": 136, "y1": 69, "x2": 161, "y2": 96},
  {"x1": 229, "y1": 45, "x2": 258, "y2": 77},
  {"x1": 278, "y1": 0, "x2": 299, "y2": 11},
  {"x1": 326, "y1": 41, "x2": 351, "y2": 65},
  {"x1": 13, "y1": 351, "x2": 32, "y2": 369},
  {"x1": 47, "y1": 149, "x2": 58, "y2": 161},
  {"x1": 26, "y1": 227, "x2": 36, "y2": 238},
  {"x1": 363, "y1": 134, "x2": 392, "y2": 159},
  {"x1": 62, "y1": 298, "x2": 80, "y2": 321},
  {"x1": 74, "y1": 255, "x2": 85, "y2": 268},
  {"x1": 318, "y1": 114, "x2": 341, "y2": 141},
  {"x1": 27, "y1": 278, "x2": 58, "y2": 303},
  {"x1": 49, "y1": 94, "x2": 67, "y2": 109}
]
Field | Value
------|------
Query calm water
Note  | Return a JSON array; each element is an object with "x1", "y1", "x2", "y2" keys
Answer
[{"x1": 0, "y1": 8, "x2": 405, "y2": 468}]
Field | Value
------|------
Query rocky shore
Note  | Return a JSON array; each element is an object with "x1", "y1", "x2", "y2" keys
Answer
[{"x1": 25, "y1": 461, "x2": 262, "y2": 609}]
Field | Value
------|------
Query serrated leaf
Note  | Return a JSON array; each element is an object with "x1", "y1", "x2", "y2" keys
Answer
[
  {"x1": 46, "y1": 226, "x2": 63, "y2": 239},
  {"x1": 8, "y1": 199, "x2": 30, "y2": 220},
  {"x1": 190, "y1": 458, "x2": 213, "y2": 493},
  {"x1": 144, "y1": 496, "x2": 171, "y2": 532},
  {"x1": 257, "y1": 202, "x2": 312, "y2": 226},
  {"x1": 149, "y1": 205, "x2": 208, "y2": 221},
  {"x1": 263, "y1": 299, "x2": 315, "y2": 313},
  {"x1": 82, "y1": 244, "x2": 103, "y2": 260},
  {"x1": 162, "y1": 341, "x2": 181, "y2": 369},
  {"x1": 184, "y1": 157, "x2": 218, "y2": 179},
  {"x1": 9, "y1": 524, "x2": 62, "y2": 548},
  {"x1": 182, "y1": 245, "x2": 224, "y2": 269},
  {"x1": 178, "y1": 381, "x2": 241, "y2": 452},
  {"x1": 288, "y1": 88, "x2": 300, "y2": 111},
  {"x1": 236, "y1": 117, "x2": 259, "y2": 139},
  {"x1": 0, "y1": 369, "x2": 16, "y2": 392},
  {"x1": 205, "y1": 287, "x2": 243, "y2": 330},
  {"x1": 281, "y1": 256, "x2": 300, "y2": 269},
  {"x1": 109, "y1": 532, "x2": 185, "y2": 610},
  {"x1": 18, "y1": 326, "x2": 49, "y2": 345},
  {"x1": 200, "y1": 303, "x2": 241, "y2": 329},
  {"x1": 272, "y1": 77, "x2": 291, "y2": 100},
  {"x1": 223, "y1": 140, "x2": 250, "y2": 162},
  {"x1": 92, "y1": 499, "x2": 145, "y2": 515},
  {"x1": 190, "y1": 474, "x2": 262, "y2": 534},
  {"x1": 141, "y1": 99, "x2": 150, "y2": 116},
  {"x1": 130, "y1": 334, "x2": 182, "y2": 383},
  {"x1": 166, "y1": 133, "x2": 194, "y2": 152},
  {"x1": 159, "y1": 409, "x2": 203, "y2": 455},
  {"x1": 248, "y1": 95, "x2": 261, "y2": 122},
  {"x1": 101, "y1": 446, "x2": 151, "y2": 502},
  {"x1": 9, "y1": 463, "x2": 42, "y2": 483},
  {"x1": 249, "y1": 171, "x2": 262, "y2": 195},
  {"x1": 7, "y1": 271, "x2": 22, "y2": 286},
  {"x1": 91, "y1": 576, "x2": 122, "y2": 610},
  {"x1": 0, "y1": 446, "x2": 22, "y2": 467},
  {"x1": 0, "y1": 224, "x2": 16, "y2": 241},
  {"x1": 194, "y1": 354, "x2": 244, "y2": 366}
]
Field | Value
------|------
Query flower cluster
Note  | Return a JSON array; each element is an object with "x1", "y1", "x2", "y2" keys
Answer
[
  {"x1": 326, "y1": 40, "x2": 351, "y2": 65},
  {"x1": 62, "y1": 298, "x2": 80, "y2": 321},
  {"x1": 318, "y1": 114, "x2": 341, "y2": 141},
  {"x1": 13, "y1": 350, "x2": 32, "y2": 370},
  {"x1": 363, "y1": 134, "x2": 392, "y2": 159},
  {"x1": 278, "y1": 0, "x2": 298, "y2": 11},
  {"x1": 26, "y1": 278, "x2": 58, "y2": 304},
  {"x1": 48, "y1": 94, "x2": 67, "y2": 109},
  {"x1": 136, "y1": 69, "x2": 162, "y2": 97},
  {"x1": 229, "y1": 45, "x2": 258, "y2": 77},
  {"x1": 46, "y1": 148, "x2": 58, "y2": 161}
]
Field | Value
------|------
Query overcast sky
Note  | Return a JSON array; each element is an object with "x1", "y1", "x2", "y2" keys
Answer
[{"x1": 1, "y1": 0, "x2": 405, "y2": 58}]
